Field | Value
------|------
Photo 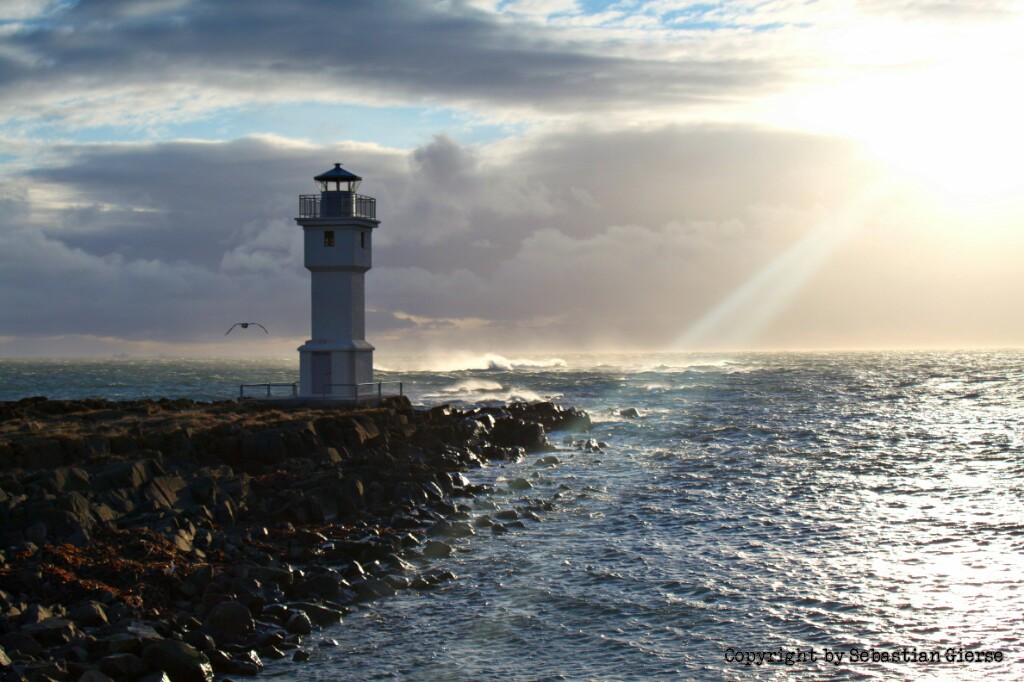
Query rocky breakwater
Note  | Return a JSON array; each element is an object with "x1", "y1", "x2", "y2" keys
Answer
[{"x1": 0, "y1": 397, "x2": 591, "y2": 681}]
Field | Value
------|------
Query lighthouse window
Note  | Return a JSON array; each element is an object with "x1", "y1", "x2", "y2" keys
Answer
[
  {"x1": 324, "y1": 231, "x2": 335, "y2": 247},
  {"x1": 360, "y1": 232, "x2": 365, "y2": 249}
]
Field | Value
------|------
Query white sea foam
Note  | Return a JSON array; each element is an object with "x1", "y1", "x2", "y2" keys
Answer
[
  {"x1": 421, "y1": 386, "x2": 555, "y2": 404},
  {"x1": 383, "y1": 353, "x2": 568, "y2": 372},
  {"x1": 441, "y1": 379, "x2": 504, "y2": 393}
]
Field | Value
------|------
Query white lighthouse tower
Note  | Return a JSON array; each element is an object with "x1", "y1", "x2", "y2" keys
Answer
[{"x1": 295, "y1": 164, "x2": 378, "y2": 397}]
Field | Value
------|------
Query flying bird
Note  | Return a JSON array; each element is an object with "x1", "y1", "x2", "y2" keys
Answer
[{"x1": 225, "y1": 322, "x2": 268, "y2": 336}]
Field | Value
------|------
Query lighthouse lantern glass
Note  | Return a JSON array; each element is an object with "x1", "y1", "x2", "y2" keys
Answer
[{"x1": 316, "y1": 178, "x2": 361, "y2": 193}]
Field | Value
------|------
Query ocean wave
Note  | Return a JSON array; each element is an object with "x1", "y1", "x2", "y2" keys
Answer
[
  {"x1": 397, "y1": 353, "x2": 568, "y2": 372},
  {"x1": 441, "y1": 379, "x2": 504, "y2": 393},
  {"x1": 421, "y1": 387, "x2": 557, "y2": 404}
]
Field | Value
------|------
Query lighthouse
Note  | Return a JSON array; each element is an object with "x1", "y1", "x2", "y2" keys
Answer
[{"x1": 295, "y1": 164, "x2": 378, "y2": 397}]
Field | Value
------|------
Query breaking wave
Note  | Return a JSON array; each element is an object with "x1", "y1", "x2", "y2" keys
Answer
[{"x1": 398, "y1": 353, "x2": 568, "y2": 372}]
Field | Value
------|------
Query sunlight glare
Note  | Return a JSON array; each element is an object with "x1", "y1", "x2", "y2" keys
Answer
[{"x1": 786, "y1": 19, "x2": 1024, "y2": 199}]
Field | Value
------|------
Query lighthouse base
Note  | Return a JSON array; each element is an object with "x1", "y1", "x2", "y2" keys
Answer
[{"x1": 297, "y1": 340, "x2": 374, "y2": 398}]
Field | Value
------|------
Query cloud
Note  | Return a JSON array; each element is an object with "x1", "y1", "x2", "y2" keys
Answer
[
  {"x1": 2, "y1": 122, "x2": 1023, "y2": 355},
  {"x1": 0, "y1": 0, "x2": 790, "y2": 133}
]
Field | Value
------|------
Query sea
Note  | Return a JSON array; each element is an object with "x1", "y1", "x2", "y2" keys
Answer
[{"x1": 1, "y1": 350, "x2": 1022, "y2": 681}]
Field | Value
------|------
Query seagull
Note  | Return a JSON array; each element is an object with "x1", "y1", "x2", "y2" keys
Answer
[{"x1": 225, "y1": 322, "x2": 268, "y2": 336}]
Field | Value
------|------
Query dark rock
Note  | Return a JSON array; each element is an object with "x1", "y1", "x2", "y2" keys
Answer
[
  {"x1": 182, "y1": 631, "x2": 215, "y2": 652},
  {"x1": 204, "y1": 600, "x2": 254, "y2": 639},
  {"x1": 287, "y1": 602, "x2": 343, "y2": 627},
  {"x1": 292, "y1": 650, "x2": 310, "y2": 662},
  {"x1": 507, "y1": 477, "x2": 533, "y2": 491},
  {"x1": 411, "y1": 568, "x2": 457, "y2": 589},
  {"x1": 213, "y1": 649, "x2": 263, "y2": 676},
  {"x1": 19, "y1": 603, "x2": 53, "y2": 624},
  {"x1": 22, "y1": 618, "x2": 80, "y2": 647},
  {"x1": 491, "y1": 418, "x2": 549, "y2": 452},
  {"x1": 69, "y1": 602, "x2": 108, "y2": 627},
  {"x1": 260, "y1": 603, "x2": 290, "y2": 625},
  {"x1": 78, "y1": 670, "x2": 115, "y2": 682},
  {"x1": 143, "y1": 475, "x2": 187, "y2": 509},
  {"x1": 422, "y1": 539, "x2": 453, "y2": 559},
  {"x1": 141, "y1": 640, "x2": 213, "y2": 682},
  {"x1": 137, "y1": 673, "x2": 173, "y2": 682},
  {"x1": 429, "y1": 520, "x2": 475, "y2": 538},
  {"x1": 258, "y1": 645, "x2": 286, "y2": 660},
  {"x1": 619, "y1": 407, "x2": 641, "y2": 418},
  {"x1": 284, "y1": 611, "x2": 312, "y2": 635},
  {"x1": 99, "y1": 653, "x2": 147, "y2": 679}
]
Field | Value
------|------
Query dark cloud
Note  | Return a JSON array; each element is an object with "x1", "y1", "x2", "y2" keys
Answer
[{"x1": 0, "y1": 0, "x2": 781, "y2": 123}]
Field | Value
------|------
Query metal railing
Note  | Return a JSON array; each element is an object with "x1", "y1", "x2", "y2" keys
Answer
[
  {"x1": 239, "y1": 382, "x2": 299, "y2": 399},
  {"x1": 299, "y1": 193, "x2": 376, "y2": 220},
  {"x1": 322, "y1": 381, "x2": 403, "y2": 402},
  {"x1": 237, "y1": 381, "x2": 404, "y2": 402}
]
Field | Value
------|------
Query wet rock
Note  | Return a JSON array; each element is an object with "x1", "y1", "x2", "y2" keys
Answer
[
  {"x1": 0, "y1": 646, "x2": 10, "y2": 668},
  {"x1": 292, "y1": 650, "x2": 310, "y2": 662},
  {"x1": 507, "y1": 477, "x2": 533, "y2": 491},
  {"x1": 141, "y1": 640, "x2": 213, "y2": 682},
  {"x1": 429, "y1": 520, "x2": 475, "y2": 538},
  {"x1": 410, "y1": 568, "x2": 457, "y2": 590},
  {"x1": 422, "y1": 539, "x2": 453, "y2": 559},
  {"x1": 534, "y1": 455, "x2": 560, "y2": 467},
  {"x1": 204, "y1": 600, "x2": 254, "y2": 639},
  {"x1": 79, "y1": 670, "x2": 115, "y2": 682},
  {"x1": 287, "y1": 602, "x2": 344, "y2": 627},
  {"x1": 285, "y1": 611, "x2": 312, "y2": 635},
  {"x1": 491, "y1": 418, "x2": 549, "y2": 452},
  {"x1": 211, "y1": 649, "x2": 263, "y2": 676},
  {"x1": 619, "y1": 407, "x2": 641, "y2": 418},
  {"x1": 182, "y1": 631, "x2": 215, "y2": 652}
]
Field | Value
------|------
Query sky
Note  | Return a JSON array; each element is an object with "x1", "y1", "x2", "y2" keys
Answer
[{"x1": 1, "y1": 0, "x2": 1023, "y2": 358}]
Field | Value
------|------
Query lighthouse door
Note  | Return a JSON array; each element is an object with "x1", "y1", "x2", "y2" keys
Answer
[{"x1": 312, "y1": 352, "x2": 331, "y2": 395}]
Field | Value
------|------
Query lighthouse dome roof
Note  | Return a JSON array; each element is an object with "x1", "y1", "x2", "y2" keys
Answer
[{"x1": 314, "y1": 163, "x2": 362, "y2": 183}]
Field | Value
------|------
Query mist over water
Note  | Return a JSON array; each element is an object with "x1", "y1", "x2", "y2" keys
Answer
[{"x1": 2, "y1": 351, "x2": 1022, "y2": 680}]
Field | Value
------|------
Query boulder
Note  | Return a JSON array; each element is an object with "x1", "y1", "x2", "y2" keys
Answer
[
  {"x1": 141, "y1": 640, "x2": 213, "y2": 682},
  {"x1": 0, "y1": 630, "x2": 40, "y2": 655},
  {"x1": 99, "y1": 653, "x2": 147, "y2": 679},
  {"x1": 619, "y1": 407, "x2": 641, "y2": 418},
  {"x1": 422, "y1": 539, "x2": 453, "y2": 559},
  {"x1": 212, "y1": 649, "x2": 263, "y2": 676},
  {"x1": 285, "y1": 611, "x2": 313, "y2": 635},
  {"x1": 69, "y1": 601, "x2": 109, "y2": 627},
  {"x1": 204, "y1": 600, "x2": 254, "y2": 639},
  {"x1": 22, "y1": 617, "x2": 80, "y2": 646}
]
